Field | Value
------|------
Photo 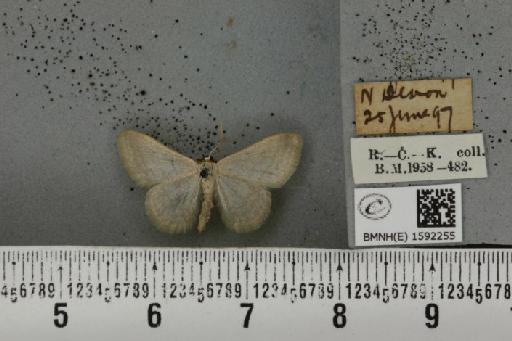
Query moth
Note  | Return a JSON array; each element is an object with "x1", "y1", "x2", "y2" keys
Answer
[{"x1": 117, "y1": 129, "x2": 303, "y2": 233}]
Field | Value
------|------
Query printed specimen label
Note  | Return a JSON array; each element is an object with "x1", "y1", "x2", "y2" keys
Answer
[{"x1": 351, "y1": 133, "x2": 487, "y2": 184}]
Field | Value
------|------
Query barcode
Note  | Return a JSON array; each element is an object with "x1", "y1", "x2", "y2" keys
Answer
[{"x1": 417, "y1": 188, "x2": 456, "y2": 228}]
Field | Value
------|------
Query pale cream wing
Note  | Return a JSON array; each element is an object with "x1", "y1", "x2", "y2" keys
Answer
[
  {"x1": 117, "y1": 129, "x2": 199, "y2": 188},
  {"x1": 216, "y1": 133, "x2": 303, "y2": 188},
  {"x1": 145, "y1": 175, "x2": 201, "y2": 234},
  {"x1": 214, "y1": 174, "x2": 271, "y2": 233}
]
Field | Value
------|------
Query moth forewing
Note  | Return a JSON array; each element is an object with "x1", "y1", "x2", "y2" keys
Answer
[
  {"x1": 117, "y1": 129, "x2": 199, "y2": 188},
  {"x1": 216, "y1": 133, "x2": 303, "y2": 188}
]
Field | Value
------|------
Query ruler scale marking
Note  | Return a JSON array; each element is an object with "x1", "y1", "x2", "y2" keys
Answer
[{"x1": 1, "y1": 247, "x2": 512, "y2": 339}]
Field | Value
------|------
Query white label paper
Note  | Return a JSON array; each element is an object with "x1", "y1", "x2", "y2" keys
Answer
[
  {"x1": 354, "y1": 184, "x2": 462, "y2": 246},
  {"x1": 351, "y1": 133, "x2": 487, "y2": 184}
]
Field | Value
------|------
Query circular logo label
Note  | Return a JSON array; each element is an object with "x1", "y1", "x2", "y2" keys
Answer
[{"x1": 358, "y1": 193, "x2": 392, "y2": 220}]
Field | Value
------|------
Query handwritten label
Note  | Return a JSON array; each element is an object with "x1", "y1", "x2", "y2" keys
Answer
[
  {"x1": 354, "y1": 184, "x2": 462, "y2": 246},
  {"x1": 351, "y1": 133, "x2": 487, "y2": 184},
  {"x1": 354, "y1": 78, "x2": 473, "y2": 135}
]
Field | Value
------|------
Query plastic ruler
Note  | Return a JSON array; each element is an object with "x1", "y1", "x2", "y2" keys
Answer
[{"x1": 0, "y1": 246, "x2": 510, "y2": 340}]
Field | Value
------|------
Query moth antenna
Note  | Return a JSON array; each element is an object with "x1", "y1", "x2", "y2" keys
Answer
[{"x1": 208, "y1": 123, "x2": 225, "y2": 160}]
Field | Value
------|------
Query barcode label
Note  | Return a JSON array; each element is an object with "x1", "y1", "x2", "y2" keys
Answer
[
  {"x1": 417, "y1": 188, "x2": 457, "y2": 228},
  {"x1": 354, "y1": 184, "x2": 462, "y2": 246}
]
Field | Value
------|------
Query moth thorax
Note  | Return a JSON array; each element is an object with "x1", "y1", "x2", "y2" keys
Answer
[
  {"x1": 199, "y1": 159, "x2": 215, "y2": 179},
  {"x1": 200, "y1": 167, "x2": 210, "y2": 179}
]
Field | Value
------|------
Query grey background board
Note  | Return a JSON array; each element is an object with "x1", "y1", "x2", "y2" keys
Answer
[
  {"x1": 341, "y1": 0, "x2": 512, "y2": 247},
  {"x1": 2, "y1": 0, "x2": 511, "y2": 249},
  {"x1": 0, "y1": 0, "x2": 345, "y2": 247}
]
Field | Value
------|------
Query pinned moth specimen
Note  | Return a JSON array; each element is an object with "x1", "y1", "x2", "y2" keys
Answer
[{"x1": 117, "y1": 129, "x2": 303, "y2": 233}]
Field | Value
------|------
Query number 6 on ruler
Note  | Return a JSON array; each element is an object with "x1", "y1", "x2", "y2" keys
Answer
[{"x1": 148, "y1": 303, "x2": 162, "y2": 328}]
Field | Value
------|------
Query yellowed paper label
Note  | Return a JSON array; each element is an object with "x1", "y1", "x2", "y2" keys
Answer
[{"x1": 354, "y1": 78, "x2": 473, "y2": 135}]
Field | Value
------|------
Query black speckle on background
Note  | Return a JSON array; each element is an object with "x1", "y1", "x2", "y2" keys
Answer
[
  {"x1": 2, "y1": 0, "x2": 279, "y2": 160},
  {"x1": 355, "y1": 1, "x2": 455, "y2": 79}
]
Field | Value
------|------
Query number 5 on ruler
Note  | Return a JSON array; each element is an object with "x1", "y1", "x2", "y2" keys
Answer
[{"x1": 53, "y1": 302, "x2": 68, "y2": 328}]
